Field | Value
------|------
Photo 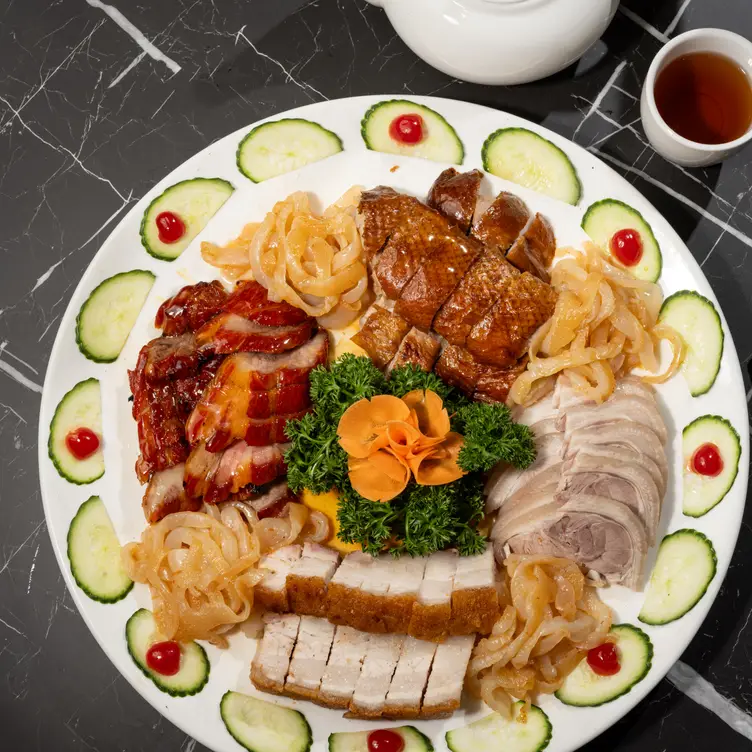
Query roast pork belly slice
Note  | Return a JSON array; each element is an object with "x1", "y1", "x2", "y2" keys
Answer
[
  {"x1": 251, "y1": 613, "x2": 301, "y2": 695},
  {"x1": 326, "y1": 552, "x2": 376, "y2": 627},
  {"x1": 450, "y1": 546, "x2": 499, "y2": 635},
  {"x1": 564, "y1": 421, "x2": 668, "y2": 488},
  {"x1": 349, "y1": 633, "x2": 405, "y2": 718},
  {"x1": 427, "y1": 168, "x2": 483, "y2": 233},
  {"x1": 195, "y1": 312, "x2": 314, "y2": 356},
  {"x1": 384, "y1": 637, "x2": 437, "y2": 719},
  {"x1": 421, "y1": 635, "x2": 475, "y2": 718},
  {"x1": 382, "y1": 555, "x2": 428, "y2": 633},
  {"x1": 485, "y1": 432, "x2": 564, "y2": 513},
  {"x1": 505, "y1": 213, "x2": 556, "y2": 282},
  {"x1": 141, "y1": 464, "x2": 201, "y2": 523},
  {"x1": 319, "y1": 626, "x2": 371, "y2": 708},
  {"x1": 186, "y1": 331, "x2": 328, "y2": 450},
  {"x1": 387, "y1": 328, "x2": 441, "y2": 374},
  {"x1": 285, "y1": 615, "x2": 337, "y2": 701},
  {"x1": 155, "y1": 280, "x2": 229, "y2": 336},
  {"x1": 394, "y1": 227, "x2": 483, "y2": 330},
  {"x1": 558, "y1": 393, "x2": 667, "y2": 444},
  {"x1": 288, "y1": 543, "x2": 341, "y2": 618},
  {"x1": 433, "y1": 247, "x2": 519, "y2": 347},
  {"x1": 504, "y1": 494, "x2": 649, "y2": 590},
  {"x1": 351, "y1": 305, "x2": 411, "y2": 368},
  {"x1": 255, "y1": 545, "x2": 303, "y2": 612},
  {"x1": 346, "y1": 555, "x2": 394, "y2": 634},
  {"x1": 557, "y1": 453, "x2": 662, "y2": 543},
  {"x1": 409, "y1": 550, "x2": 458, "y2": 641},
  {"x1": 472, "y1": 191, "x2": 531, "y2": 253},
  {"x1": 223, "y1": 280, "x2": 309, "y2": 327},
  {"x1": 467, "y1": 272, "x2": 558, "y2": 367}
]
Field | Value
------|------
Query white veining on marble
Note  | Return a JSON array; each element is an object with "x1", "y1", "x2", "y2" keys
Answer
[
  {"x1": 619, "y1": 6, "x2": 670, "y2": 44},
  {"x1": 151, "y1": 90, "x2": 175, "y2": 119},
  {"x1": 0, "y1": 345, "x2": 39, "y2": 375},
  {"x1": 591, "y1": 149, "x2": 752, "y2": 250},
  {"x1": 573, "y1": 60, "x2": 628, "y2": 140},
  {"x1": 0, "y1": 614, "x2": 25, "y2": 638},
  {"x1": 85, "y1": 0, "x2": 181, "y2": 75},
  {"x1": 0, "y1": 356, "x2": 43, "y2": 394},
  {"x1": 108, "y1": 51, "x2": 147, "y2": 89},
  {"x1": 665, "y1": 0, "x2": 693, "y2": 36},
  {"x1": 667, "y1": 661, "x2": 752, "y2": 742},
  {"x1": 0, "y1": 520, "x2": 46, "y2": 576},
  {"x1": 234, "y1": 25, "x2": 328, "y2": 101},
  {"x1": 26, "y1": 544, "x2": 40, "y2": 595}
]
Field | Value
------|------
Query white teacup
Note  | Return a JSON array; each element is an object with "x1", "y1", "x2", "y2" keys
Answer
[{"x1": 641, "y1": 28, "x2": 752, "y2": 167}]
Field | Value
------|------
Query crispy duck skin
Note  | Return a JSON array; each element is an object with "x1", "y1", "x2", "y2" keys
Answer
[
  {"x1": 505, "y1": 213, "x2": 556, "y2": 282},
  {"x1": 223, "y1": 280, "x2": 309, "y2": 327},
  {"x1": 433, "y1": 246, "x2": 519, "y2": 347},
  {"x1": 474, "y1": 357, "x2": 528, "y2": 404},
  {"x1": 426, "y1": 168, "x2": 483, "y2": 233},
  {"x1": 195, "y1": 312, "x2": 315, "y2": 355},
  {"x1": 467, "y1": 272, "x2": 557, "y2": 367},
  {"x1": 388, "y1": 328, "x2": 441, "y2": 373},
  {"x1": 154, "y1": 280, "x2": 229, "y2": 336},
  {"x1": 351, "y1": 305, "x2": 411, "y2": 368},
  {"x1": 186, "y1": 332, "x2": 328, "y2": 451},
  {"x1": 357, "y1": 186, "x2": 417, "y2": 260},
  {"x1": 472, "y1": 191, "x2": 531, "y2": 252},
  {"x1": 394, "y1": 227, "x2": 483, "y2": 330}
]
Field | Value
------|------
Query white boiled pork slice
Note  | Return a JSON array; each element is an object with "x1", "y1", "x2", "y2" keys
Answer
[
  {"x1": 285, "y1": 615, "x2": 336, "y2": 701},
  {"x1": 564, "y1": 421, "x2": 668, "y2": 490},
  {"x1": 558, "y1": 393, "x2": 667, "y2": 443},
  {"x1": 507, "y1": 494, "x2": 649, "y2": 590},
  {"x1": 287, "y1": 543, "x2": 340, "y2": 617},
  {"x1": 319, "y1": 626, "x2": 371, "y2": 709},
  {"x1": 349, "y1": 633, "x2": 404, "y2": 718},
  {"x1": 250, "y1": 613, "x2": 301, "y2": 694},
  {"x1": 384, "y1": 637, "x2": 437, "y2": 719},
  {"x1": 255, "y1": 544, "x2": 302, "y2": 611},
  {"x1": 421, "y1": 635, "x2": 475, "y2": 718},
  {"x1": 557, "y1": 453, "x2": 661, "y2": 543},
  {"x1": 409, "y1": 550, "x2": 458, "y2": 641},
  {"x1": 485, "y1": 432, "x2": 563, "y2": 512}
]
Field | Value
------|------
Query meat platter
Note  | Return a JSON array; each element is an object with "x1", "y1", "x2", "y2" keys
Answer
[{"x1": 38, "y1": 96, "x2": 748, "y2": 752}]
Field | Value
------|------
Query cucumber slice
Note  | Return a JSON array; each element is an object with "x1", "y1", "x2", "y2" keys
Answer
[
  {"x1": 220, "y1": 690, "x2": 312, "y2": 752},
  {"x1": 67, "y1": 496, "x2": 132, "y2": 603},
  {"x1": 446, "y1": 702, "x2": 551, "y2": 752},
  {"x1": 659, "y1": 290, "x2": 724, "y2": 397},
  {"x1": 140, "y1": 178, "x2": 234, "y2": 261},
  {"x1": 581, "y1": 199, "x2": 662, "y2": 282},
  {"x1": 482, "y1": 128, "x2": 581, "y2": 205},
  {"x1": 237, "y1": 119, "x2": 343, "y2": 183},
  {"x1": 76, "y1": 270, "x2": 155, "y2": 363},
  {"x1": 361, "y1": 99, "x2": 464, "y2": 164},
  {"x1": 48, "y1": 378, "x2": 104, "y2": 485},
  {"x1": 683, "y1": 415, "x2": 740, "y2": 517},
  {"x1": 329, "y1": 726, "x2": 433, "y2": 752},
  {"x1": 126, "y1": 609, "x2": 209, "y2": 696},
  {"x1": 555, "y1": 624, "x2": 653, "y2": 707},
  {"x1": 639, "y1": 529, "x2": 717, "y2": 626}
]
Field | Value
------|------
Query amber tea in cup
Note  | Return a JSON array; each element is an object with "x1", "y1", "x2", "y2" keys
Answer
[{"x1": 654, "y1": 51, "x2": 752, "y2": 145}]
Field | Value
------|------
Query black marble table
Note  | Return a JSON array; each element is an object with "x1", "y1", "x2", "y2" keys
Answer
[{"x1": 2, "y1": 1, "x2": 752, "y2": 749}]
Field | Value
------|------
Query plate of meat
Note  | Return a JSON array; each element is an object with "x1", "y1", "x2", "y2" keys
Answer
[{"x1": 38, "y1": 95, "x2": 748, "y2": 752}]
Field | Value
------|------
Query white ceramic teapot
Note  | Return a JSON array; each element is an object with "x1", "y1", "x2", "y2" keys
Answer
[{"x1": 364, "y1": 0, "x2": 619, "y2": 85}]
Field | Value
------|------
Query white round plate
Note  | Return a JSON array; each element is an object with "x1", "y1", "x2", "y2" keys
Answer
[{"x1": 38, "y1": 95, "x2": 749, "y2": 752}]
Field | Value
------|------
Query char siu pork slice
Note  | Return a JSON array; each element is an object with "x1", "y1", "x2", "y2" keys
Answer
[
  {"x1": 249, "y1": 480, "x2": 300, "y2": 519},
  {"x1": 133, "y1": 333, "x2": 201, "y2": 384},
  {"x1": 394, "y1": 226, "x2": 483, "y2": 331},
  {"x1": 186, "y1": 331, "x2": 328, "y2": 452},
  {"x1": 433, "y1": 246, "x2": 519, "y2": 347},
  {"x1": 141, "y1": 464, "x2": 202, "y2": 523},
  {"x1": 426, "y1": 168, "x2": 483, "y2": 233},
  {"x1": 222, "y1": 280, "x2": 309, "y2": 326},
  {"x1": 466, "y1": 272, "x2": 557, "y2": 367},
  {"x1": 472, "y1": 191, "x2": 531, "y2": 252},
  {"x1": 351, "y1": 305, "x2": 411, "y2": 368},
  {"x1": 195, "y1": 312, "x2": 314, "y2": 355},
  {"x1": 387, "y1": 327, "x2": 441, "y2": 374},
  {"x1": 557, "y1": 453, "x2": 661, "y2": 543},
  {"x1": 155, "y1": 280, "x2": 229, "y2": 336},
  {"x1": 505, "y1": 213, "x2": 556, "y2": 282},
  {"x1": 503, "y1": 495, "x2": 649, "y2": 590}
]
